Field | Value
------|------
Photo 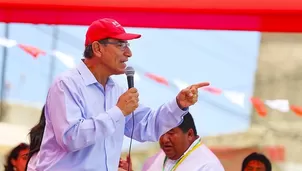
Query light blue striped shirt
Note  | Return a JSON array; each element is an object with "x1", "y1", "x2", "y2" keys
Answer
[{"x1": 35, "y1": 61, "x2": 188, "y2": 171}]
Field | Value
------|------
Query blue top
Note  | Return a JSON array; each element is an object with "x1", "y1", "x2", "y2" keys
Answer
[{"x1": 36, "y1": 61, "x2": 188, "y2": 171}]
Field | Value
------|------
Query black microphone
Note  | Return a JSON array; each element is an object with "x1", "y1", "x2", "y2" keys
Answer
[
  {"x1": 125, "y1": 66, "x2": 135, "y2": 171},
  {"x1": 125, "y1": 66, "x2": 135, "y2": 89}
]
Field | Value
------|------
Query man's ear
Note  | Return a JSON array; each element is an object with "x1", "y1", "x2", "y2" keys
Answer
[
  {"x1": 91, "y1": 41, "x2": 103, "y2": 58},
  {"x1": 187, "y1": 129, "x2": 194, "y2": 141}
]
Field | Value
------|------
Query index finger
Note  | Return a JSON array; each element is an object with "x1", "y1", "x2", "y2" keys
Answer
[
  {"x1": 191, "y1": 82, "x2": 210, "y2": 89},
  {"x1": 128, "y1": 87, "x2": 138, "y2": 93}
]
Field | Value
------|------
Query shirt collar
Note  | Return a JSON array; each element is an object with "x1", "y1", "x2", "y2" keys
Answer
[{"x1": 76, "y1": 59, "x2": 115, "y2": 86}]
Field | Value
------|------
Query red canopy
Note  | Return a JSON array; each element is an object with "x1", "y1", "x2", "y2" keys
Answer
[{"x1": 0, "y1": 0, "x2": 302, "y2": 32}]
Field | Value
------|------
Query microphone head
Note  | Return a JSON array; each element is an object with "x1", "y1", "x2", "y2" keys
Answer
[{"x1": 125, "y1": 66, "x2": 135, "y2": 77}]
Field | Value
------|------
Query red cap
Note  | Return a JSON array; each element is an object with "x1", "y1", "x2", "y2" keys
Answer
[{"x1": 85, "y1": 18, "x2": 141, "y2": 46}]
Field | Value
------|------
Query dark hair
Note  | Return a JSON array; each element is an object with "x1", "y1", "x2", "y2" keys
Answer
[
  {"x1": 25, "y1": 106, "x2": 46, "y2": 170},
  {"x1": 4, "y1": 143, "x2": 29, "y2": 171},
  {"x1": 83, "y1": 45, "x2": 93, "y2": 59},
  {"x1": 178, "y1": 112, "x2": 197, "y2": 136},
  {"x1": 83, "y1": 39, "x2": 109, "y2": 58},
  {"x1": 242, "y1": 152, "x2": 272, "y2": 171}
]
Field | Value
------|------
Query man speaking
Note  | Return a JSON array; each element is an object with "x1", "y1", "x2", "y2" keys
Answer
[{"x1": 35, "y1": 18, "x2": 209, "y2": 171}]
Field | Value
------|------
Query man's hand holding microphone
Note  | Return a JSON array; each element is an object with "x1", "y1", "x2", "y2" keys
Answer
[
  {"x1": 117, "y1": 87, "x2": 139, "y2": 116},
  {"x1": 116, "y1": 66, "x2": 210, "y2": 115}
]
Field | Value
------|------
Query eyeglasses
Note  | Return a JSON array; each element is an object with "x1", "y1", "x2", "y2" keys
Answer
[{"x1": 99, "y1": 40, "x2": 130, "y2": 51}]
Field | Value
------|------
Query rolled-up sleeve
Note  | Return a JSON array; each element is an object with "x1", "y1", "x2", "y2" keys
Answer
[
  {"x1": 124, "y1": 98, "x2": 188, "y2": 142},
  {"x1": 46, "y1": 79, "x2": 124, "y2": 152}
]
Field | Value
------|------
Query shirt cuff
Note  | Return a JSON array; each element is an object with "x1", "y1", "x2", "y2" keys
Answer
[
  {"x1": 174, "y1": 97, "x2": 189, "y2": 111},
  {"x1": 107, "y1": 106, "x2": 124, "y2": 123},
  {"x1": 168, "y1": 98, "x2": 189, "y2": 117}
]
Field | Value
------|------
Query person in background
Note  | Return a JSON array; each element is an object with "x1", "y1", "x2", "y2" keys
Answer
[
  {"x1": 241, "y1": 152, "x2": 272, "y2": 171},
  {"x1": 4, "y1": 143, "x2": 29, "y2": 171},
  {"x1": 142, "y1": 112, "x2": 224, "y2": 171},
  {"x1": 25, "y1": 106, "x2": 45, "y2": 171}
]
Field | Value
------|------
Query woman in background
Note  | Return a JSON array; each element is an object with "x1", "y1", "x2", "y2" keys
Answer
[
  {"x1": 25, "y1": 106, "x2": 45, "y2": 171},
  {"x1": 4, "y1": 143, "x2": 29, "y2": 171}
]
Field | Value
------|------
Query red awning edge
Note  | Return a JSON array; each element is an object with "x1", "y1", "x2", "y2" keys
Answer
[
  {"x1": 1, "y1": 0, "x2": 302, "y2": 32},
  {"x1": 1, "y1": 8, "x2": 302, "y2": 32}
]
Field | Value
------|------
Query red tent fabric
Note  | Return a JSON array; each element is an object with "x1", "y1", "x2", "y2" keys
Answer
[{"x1": 0, "y1": 0, "x2": 302, "y2": 32}]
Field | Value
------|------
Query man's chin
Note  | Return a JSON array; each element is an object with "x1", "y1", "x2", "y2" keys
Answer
[
  {"x1": 113, "y1": 69, "x2": 126, "y2": 75},
  {"x1": 166, "y1": 155, "x2": 178, "y2": 160},
  {"x1": 163, "y1": 151, "x2": 177, "y2": 160}
]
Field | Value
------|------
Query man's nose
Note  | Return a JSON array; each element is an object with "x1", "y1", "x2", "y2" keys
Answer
[
  {"x1": 123, "y1": 47, "x2": 132, "y2": 57},
  {"x1": 161, "y1": 134, "x2": 170, "y2": 143}
]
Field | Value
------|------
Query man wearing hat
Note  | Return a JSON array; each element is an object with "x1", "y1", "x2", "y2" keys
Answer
[{"x1": 35, "y1": 18, "x2": 210, "y2": 171}]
